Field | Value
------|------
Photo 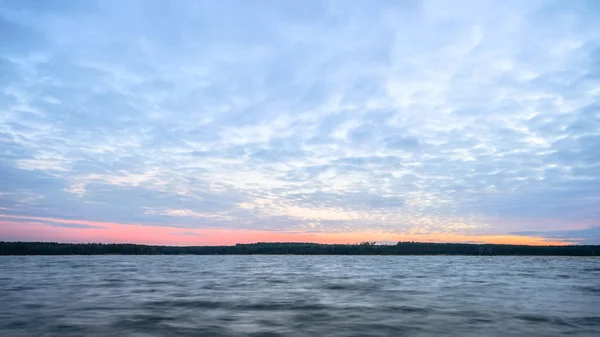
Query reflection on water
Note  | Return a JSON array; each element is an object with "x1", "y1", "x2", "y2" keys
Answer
[{"x1": 1, "y1": 256, "x2": 599, "y2": 336}]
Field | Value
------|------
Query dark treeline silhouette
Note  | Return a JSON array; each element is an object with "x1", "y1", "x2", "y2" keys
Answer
[{"x1": 0, "y1": 241, "x2": 598, "y2": 256}]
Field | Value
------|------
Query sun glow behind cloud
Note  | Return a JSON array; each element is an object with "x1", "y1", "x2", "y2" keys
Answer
[
  {"x1": 0, "y1": 214, "x2": 570, "y2": 246},
  {"x1": 0, "y1": 0, "x2": 599, "y2": 244}
]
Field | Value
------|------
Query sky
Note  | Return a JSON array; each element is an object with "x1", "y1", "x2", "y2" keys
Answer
[{"x1": 0, "y1": 0, "x2": 599, "y2": 245}]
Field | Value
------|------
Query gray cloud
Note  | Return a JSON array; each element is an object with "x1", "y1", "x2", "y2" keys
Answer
[
  {"x1": 170, "y1": 232, "x2": 206, "y2": 237},
  {"x1": 512, "y1": 226, "x2": 600, "y2": 245},
  {"x1": 47, "y1": 223, "x2": 106, "y2": 229}
]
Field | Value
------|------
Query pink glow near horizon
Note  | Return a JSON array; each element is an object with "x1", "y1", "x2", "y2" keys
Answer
[{"x1": 0, "y1": 214, "x2": 570, "y2": 246}]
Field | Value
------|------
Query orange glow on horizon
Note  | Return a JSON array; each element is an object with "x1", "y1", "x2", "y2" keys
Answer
[{"x1": 0, "y1": 214, "x2": 571, "y2": 246}]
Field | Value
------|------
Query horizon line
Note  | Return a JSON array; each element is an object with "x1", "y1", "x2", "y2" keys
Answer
[{"x1": 2, "y1": 241, "x2": 598, "y2": 248}]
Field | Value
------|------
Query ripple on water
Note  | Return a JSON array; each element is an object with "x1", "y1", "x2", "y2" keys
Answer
[
  {"x1": 514, "y1": 315, "x2": 577, "y2": 327},
  {"x1": 582, "y1": 268, "x2": 600, "y2": 272},
  {"x1": 1, "y1": 256, "x2": 599, "y2": 337},
  {"x1": 577, "y1": 286, "x2": 600, "y2": 293}
]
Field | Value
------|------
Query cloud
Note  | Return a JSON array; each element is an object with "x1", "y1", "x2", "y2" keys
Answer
[
  {"x1": 170, "y1": 231, "x2": 206, "y2": 237},
  {"x1": 46, "y1": 222, "x2": 106, "y2": 229},
  {"x1": 0, "y1": 215, "x2": 106, "y2": 229},
  {"x1": 512, "y1": 226, "x2": 600, "y2": 245},
  {"x1": 0, "y1": 0, "x2": 598, "y2": 243}
]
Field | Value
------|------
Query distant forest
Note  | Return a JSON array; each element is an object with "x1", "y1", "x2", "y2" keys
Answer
[{"x1": 1, "y1": 241, "x2": 598, "y2": 256}]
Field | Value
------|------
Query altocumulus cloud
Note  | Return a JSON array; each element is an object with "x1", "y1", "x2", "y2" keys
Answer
[{"x1": 0, "y1": 0, "x2": 599, "y2": 243}]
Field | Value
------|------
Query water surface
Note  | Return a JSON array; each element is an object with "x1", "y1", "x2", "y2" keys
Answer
[{"x1": 1, "y1": 256, "x2": 599, "y2": 336}]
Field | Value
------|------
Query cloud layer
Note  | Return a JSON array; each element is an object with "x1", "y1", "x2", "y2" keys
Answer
[{"x1": 1, "y1": 0, "x2": 599, "y2": 244}]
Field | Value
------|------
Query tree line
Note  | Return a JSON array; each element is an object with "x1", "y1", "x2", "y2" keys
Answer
[{"x1": 0, "y1": 241, "x2": 598, "y2": 255}]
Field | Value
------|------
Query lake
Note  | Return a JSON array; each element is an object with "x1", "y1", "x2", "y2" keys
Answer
[{"x1": 1, "y1": 256, "x2": 599, "y2": 336}]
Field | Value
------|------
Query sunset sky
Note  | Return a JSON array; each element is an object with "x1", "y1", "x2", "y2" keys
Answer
[{"x1": 1, "y1": 0, "x2": 599, "y2": 245}]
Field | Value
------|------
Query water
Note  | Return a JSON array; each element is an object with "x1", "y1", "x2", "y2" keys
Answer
[{"x1": 1, "y1": 256, "x2": 599, "y2": 337}]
